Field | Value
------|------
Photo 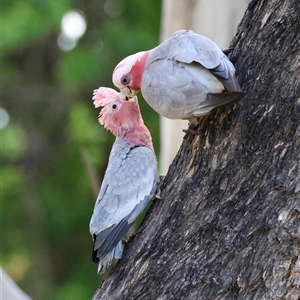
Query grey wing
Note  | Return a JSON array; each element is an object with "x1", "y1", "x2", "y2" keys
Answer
[
  {"x1": 161, "y1": 30, "x2": 222, "y2": 68},
  {"x1": 150, "y1": 29, "x2": 242, "y2": 92},
  {"x1": 142, "y1": 57, "x2": 224, "y2": 119},
  {"x1": 89, "y1": 146, "x2": 157, "y2": 258}
]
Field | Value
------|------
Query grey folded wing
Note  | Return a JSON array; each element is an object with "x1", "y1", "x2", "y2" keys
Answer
[
  {"x1": 89, "y1": 145, "x2": 157, "y2": 262},
  {"x1": 141, "y1": 30, "x2": 244, "y2": 119},
  {"x1": 164, "y1": 30, "x2": 242, "y2": 91}
]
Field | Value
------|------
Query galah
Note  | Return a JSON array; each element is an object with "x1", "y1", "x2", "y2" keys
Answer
[
  {"x1": 112, "y1": 29, "x2": 245, "y2": 123},
  {"x1": 89, "y1": 87, "x2": 157, "y2": 273}
]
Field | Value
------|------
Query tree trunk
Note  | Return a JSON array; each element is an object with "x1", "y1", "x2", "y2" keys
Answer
[
  {"x1": 92, "y1": 0, "x2": 300, "y2": 299},
  {"x1": 159, "y1": 0, "x2": 250, "y2": 174}
]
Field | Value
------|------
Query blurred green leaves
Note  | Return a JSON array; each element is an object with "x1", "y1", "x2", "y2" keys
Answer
[
  {"x1": 2, "y1": 0, "x2": 161, "y2": 299},
  {"x1": 2, "y1": 0, "x2": 71, "y2": 52},
  {"x1": 69, "y1": 101, "x2": 99, "y2": 144},
  {"x1": 1, "y1": 123, "x2": 27, "y2": 159},
  {"x1": 58, "y1": 45, "x2": 104, "y2": 91}
]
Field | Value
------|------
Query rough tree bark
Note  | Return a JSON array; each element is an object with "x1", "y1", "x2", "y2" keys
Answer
[{"x1": 93, "y1": 0, "x2": 300, "y2": 299}]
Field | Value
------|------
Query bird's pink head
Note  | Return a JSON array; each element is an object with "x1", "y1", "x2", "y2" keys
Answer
[
  {"x1": 112, "y1": 51, "x2": 150, "y2": 98},
  {"x1": 93, "y1": 87, "x2": 153, "y2": 149}
]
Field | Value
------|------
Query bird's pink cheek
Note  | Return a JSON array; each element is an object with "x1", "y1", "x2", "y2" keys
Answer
[{"x1": 112, "y1": 114, "x2": 121, "y2": 126}]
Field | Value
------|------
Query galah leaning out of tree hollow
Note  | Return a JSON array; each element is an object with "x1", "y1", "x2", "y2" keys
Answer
[
  {"x1": 112, "y1": 29, "x2": 245, "y2": 125},
  {"x1": 89, "y1": 87, "x2": 158, "y2": 274}
]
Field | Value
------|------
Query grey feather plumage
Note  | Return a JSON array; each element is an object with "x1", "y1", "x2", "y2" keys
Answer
[
  {"x1": 89, "y1": 138, "x2": 157, "y2": 273},
  {"x1": 141, "y1": 30, "x2": 244, "y2": 119}
]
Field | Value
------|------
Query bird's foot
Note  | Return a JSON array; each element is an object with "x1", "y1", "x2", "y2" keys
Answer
[
  {"x1": 155, "y1": 175, "x2": 165, "y2": 200},
  {"x1": 183, "y1": 123, "x2": 202, "y2": 135},
  {"x1": 183, "y1": 117, "x2": 201, "y2": 135},
  {"x1": 222, "y1": 47, "x2": 233, "y2": 56}
]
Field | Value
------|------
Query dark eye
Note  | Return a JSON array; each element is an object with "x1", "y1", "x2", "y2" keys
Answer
[
  {"x1": 121, "y1": 74, "x2": 131, "y2": 85},
  {"x1": 112, "y1": 104, "x2": 117, "y2": 109}
]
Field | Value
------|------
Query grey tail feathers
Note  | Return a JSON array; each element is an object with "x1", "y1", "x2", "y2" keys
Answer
[
  {"x1": 97, "y1": 241, "x2": 123, "y2": 274},
  {"x1": 193, "y1": 92, "x2": 245, "y2": 117},
  {"x1": 206, "y1": 91, "x2": 245, "y2": 108}
]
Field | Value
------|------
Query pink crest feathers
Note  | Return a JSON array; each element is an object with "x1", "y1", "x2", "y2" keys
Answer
[{"x1": 92, "y1": 87, "x2": 124, "y2": 108}]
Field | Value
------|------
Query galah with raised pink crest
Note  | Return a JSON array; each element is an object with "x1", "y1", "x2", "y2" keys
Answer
[
  {"x1": 89, "y1": 87, "x2": 157, "y2": 273},
  {"x1": 112, "y1": 30, "x2": 245, "y2": 124}
]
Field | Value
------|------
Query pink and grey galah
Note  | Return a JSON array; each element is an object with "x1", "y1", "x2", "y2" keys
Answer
[
  {"x1": 113, "y1": 29, "x2": 245, "y2": 123},
  {"x1": 89, "y1": 87, "x2": 157, "y2": 273}
]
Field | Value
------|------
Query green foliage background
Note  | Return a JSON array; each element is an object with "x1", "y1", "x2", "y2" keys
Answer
[{"x1": 1, "y1": 0, "x2": 161, "y2": 299}]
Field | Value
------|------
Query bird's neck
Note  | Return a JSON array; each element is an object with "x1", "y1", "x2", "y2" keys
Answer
[
  {"x1": 119, "y1": 124, "x2": 154, "y2": 153},
  {"x1": 130, "y1": 51, "x2": 151, "y2": 91}
]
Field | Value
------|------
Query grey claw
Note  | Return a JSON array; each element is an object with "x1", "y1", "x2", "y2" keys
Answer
[{"x1": 155, "y1": 175, "x2": 165, "y2": 199}]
